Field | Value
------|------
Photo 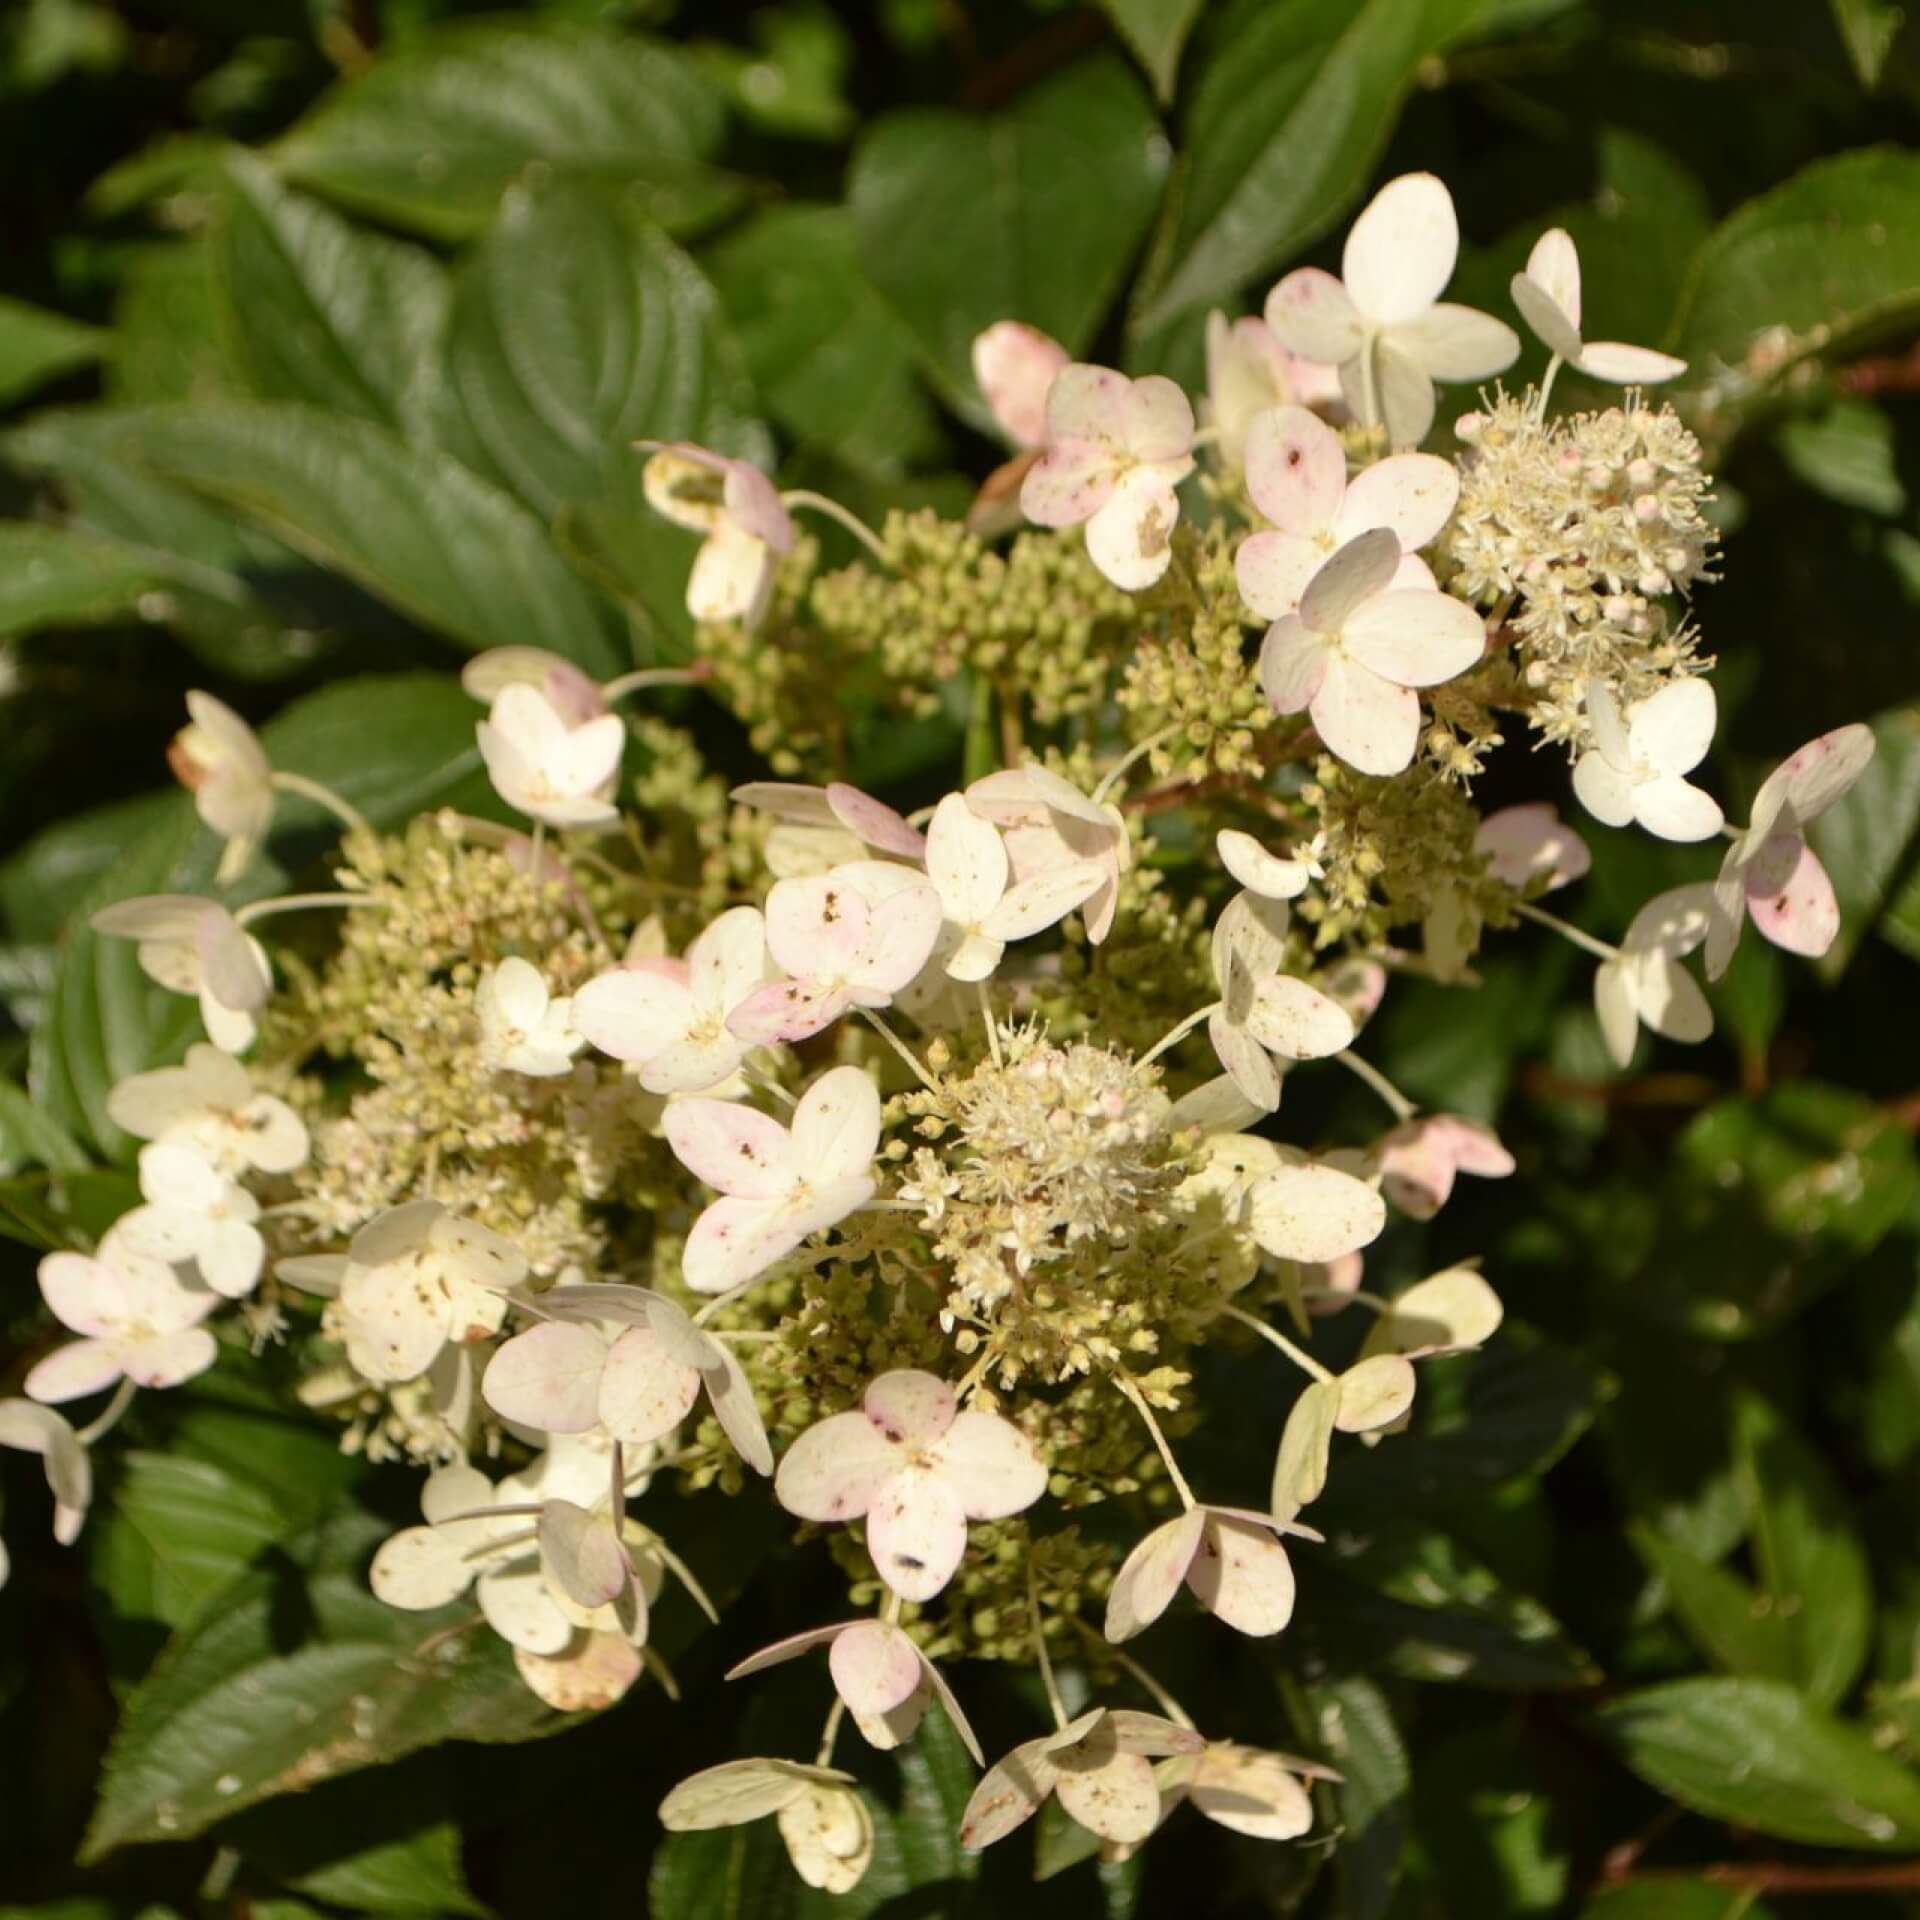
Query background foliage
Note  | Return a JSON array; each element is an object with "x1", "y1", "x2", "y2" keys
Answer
[{"x1": 3, "y1": 0, "x2": 1920, "y2": 1915}]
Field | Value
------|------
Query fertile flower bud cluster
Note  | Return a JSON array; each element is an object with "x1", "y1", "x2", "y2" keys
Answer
[{"x1": 0, "y1": 168, "x2": 1880, "y2": 1895}]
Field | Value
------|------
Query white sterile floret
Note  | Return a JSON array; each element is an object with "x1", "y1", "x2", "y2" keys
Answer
[
  {"x1": 972, "y1": 320, "x2": 1070, "y2": 450},
  {"x1": 1208, "y1": 892, "x2": 1354, "y2": 1114},
  {"x1": 573, "y1": 907, "x2": 772, "y2": 1094},
  {"x1": 1475, "y1": 803, "x2": 1590, "y2": 892},
  {"x1": 1204, "y1": 312, "x2": 1342, "y2": 473},
  {"x1": 774, "y1": 1369, "x2": 1047, "y2": 1602},
  {"x1": 1236, "y1": 404, "x2": 1458, "y2": 621},
  {"x1": 1593, "y1": 883, "x2": 1715, "y2": 1068},
  {"x1": 1019, "y1": 364, "x2": 1197, "y2": 590},
  {"x1": 1259, "y1": 527, "x2": 1488, "y2": 776},
  {"x1": 169, "y1": 691, "x2": 274, "y2": 883},
  {"x1": 1510, "y1": 228, "x2": 1687, "y2": 385},
  {"x1": 1373, "y1": 1114, "x2": 1515, "y2": 1219},
  {"x1": 1706, "y1": 723, "x2": 1874, "y2": 979},
  {"x1": 1572, "y1": 679, "x2": 1723, "y2": 842},
  {"x1": 107, "y1": 1043, "x2": 308, "y2": 1177},
  {"x1": 90, "y1": 895, "x2": 273, "y2": 1055},
  {"x1": 1216, "y1": 828, "x2": 1321, "y2": 901},
  {"x1": 482, "y1": 1283, "x2": 770, "y2": 1474},
  {"x1": 727, "y1": 1616, "x2": 983, "y2": 1762},
  {"x1": 922, "y1": 793, "x2": 1012, "y2": 980},
  {"x1": 730, "y1": 780, "x2": 928, "y2": 862},
  {"x1": 964, "y1": 761, "x2": 1131, "y2": 945},
  {"x1": 1156, "y1": 1742, "x2": 1326, "y2": 1842},
  {"x1": 112, "y1": 1140, "x2": 265, "y2": 1298},
  {"x1": 641, "y1": 441, "x2": 797, "y2": 627},
  {"x1": 1265, "y1": 172, "x2": 1519, "y2": 447},
  {"x1": 278, "y1": 1199, "x2": 525, "y2": 1385},
  {"x1": 27, "y1": 1241, "x2": 217, "y2": 1403},
  {"x1": 474, "y1": 957, "x2": 586, "y2": 1078},
  {"x1": 726, "y1": 868, "x2": 942, "y2": 1044},
  {"x1": 659, "y1": 1760, "x2": 874, "y2": 1895},
  {"x1": 1105, "y1": 1502, "x2": 1303, "y2": 1642},
  {"x1": 476, "y1": 683, "x2": 626, "y2": 829},
  {"x1": 663, "y1": 1066, "x2": 881, "y2": 1293},
  {"x1": 0, "y1": 1400, "x2": 92, "y2": 1548},
  {"x1": 960, "y1": 1708, "x2": 1204, "y2": 1851}
]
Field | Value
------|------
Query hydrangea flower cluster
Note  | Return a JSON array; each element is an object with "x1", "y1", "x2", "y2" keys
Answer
[{"x1": 0, "y1": 171, "x2": 1879, "y2": 1893}]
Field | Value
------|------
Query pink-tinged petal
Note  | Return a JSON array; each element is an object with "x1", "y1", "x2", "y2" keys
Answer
[
  {"x1": 934, "y1": 1407, "x2": 1048, "y2": 1518},
  {"x1": 1476, "y1": 803, "x2": 1590, "y2": 891},
  {"x1": 1764, "y1": 723, "x2": 1878, "y2": 834},
  {"x1": 980, "y1": 860, "x2": 1107, "y2": 941},
  {"x1": 196, "y1": 908, "x2": 269, "y2": 1013},
  {"x1": 1258, "y1": 618, "x2": 1331, "y2": 716},
  {"x1": 866, "y1": 1464, "x2": 968, "y2": 1601},
  {"x1": 1247, "y1": 1163, "x2": 1387, "y2": 1265},
  {"x1": 731, "y1": 780, "x2": 839, "y2": 828},
  {"x1": 1019, "y1": 441, "x2": 1116, "y2": 529},
  {"x1": 1344, "y1": 173, "x2": 1459, "y2": 325},
  {"x1": 1186, "y1": 1513, "x2": 1296, "y2": 1636},
  {"x1": 1635, "y1": 776, "x2": 1724, "y2": 844},
  {"x1": 1310, "y1": 657, "x2": 1420, "y2": 777},
  {"x1": 483, "y1": 1322, "x2": 607, "y2": 1433},
  {"x1": 1349, "y1": 339, "x2": 1437, "y2": 449},
  {"x1": 857, "y1": 883, "x2": 944, "y2": 994},
  {"x1": 1245, "y1": 976, "x2": 1355, "y2": 1060},
  {"x1": 790, "y1": 1066, "x2": 882, "y2": 1188},
  {"x1": 960, "y1": 1738, "x2": 1059, "y2": 1850},
  {"x1": 121, "y1": 1327, "x2": 218, "y2": 1390},
  {"x1": 1244, "y1": 405, "x2": 1345, "y2": 535},
  {"x1": 974, "y1": 321, "x2": 1071, "y2": 448},
  {"x1": 828, "y1": 1619, "x2": 925, "y2": 1715},
  {"x1": 1571, "y1": 751, "x2": 1636, "y2": 828},
  {"x1": 25, "y1": 1339, "x2": 125, "y2": 1404},
  {"x1": 538, "y1": 1501, "x2": 628, "y2": 1609},
  {"x1": 1576, "y1": 341, "x2": 1686, "y2": 384},
  {"x1": 597, "y1": 1325, "x2": 702, "y2": 1446},
  {"x1": 1263, "y1": 267, "x2": 1366, "y2": 364},
  {"x1": 1122, "y1": 374, "x2": 1197, "y2": 462},
  {"x1": 725, "y1": 977, "x2": 852, "y2": 1045},
  {"x1": 1338, "y1": 452, "x2": 1459, "y2": 552},
  {"x1": 681, "y1": 1194, "x2": 817, "y2": 1294},
  {"x1": 722, "y1": 461, "x2": 795, "y2": 550},
  {"x1": 571, "y1": 967, "x2": 695, "y2": 1064},
  {"x1": 1235, "y1": 529, "x2": 1325, "y2": 622},
  {"x1": 1300, "y1": 527, "x2": 1401, "y2": 632},
  {"x1": 1525, "y1": 228, "x2": 1582, "y2": 331},
  {"x1": 37, "y1": 1252, "x2": 127, "y2": 1338},
  {"x1": 1105, "y1": 1508, "x2": 1206, "y2": 1642},
  {"x1": 826, "y1": 783, "x2": 926, "y2": 860},
  {"x1": 1629, "y1": 678, "x2": 1717, "y2": 777},
  {"x1": 1042, "y1": 362, "x2": 1135, "y2": 446},
  {"x1": 1054, "y1": 1742, "x2": 1161, "y2": 1843},
  {"x1": 662, "y1": 1098, "x2": 793, "y2": 1199},
  {"x1": 927, "y1": 793, "x2": 1009, "y2": 925},
  {"x1": 1393, "y1": 303, "x2": 1520, "y2": 381},
  {"x1": 766, "y1": 870, "x2": 875, "y2": 981},
  {"x1": 725, "y1": 1621, "x2": 856, "y2": 1681},
  {"x1": 1342, "y1": 588, "x2": 1487, "y2": 688},
  {"x1": 701, "y1": 1338, "x2": 774, "y2": 1476},
  {"x1": 1085, "y1": 468, "x2": 1184, "y2": 591},
  {"x1": 776, "y1": 1409, "x2": 903, "y2": 1522},
  {"x1": 514, "y1": 1630, "x2": 643, "y2": 1712},
  {"x1": 1745, "y1": 837, "x2": 1840, "y2": 957},
  {"x1": 863, "y1": 1369, "x2": 957, "y2": 1444}
]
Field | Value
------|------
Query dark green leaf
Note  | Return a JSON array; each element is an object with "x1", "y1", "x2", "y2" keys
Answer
[
  {"x1": 850, "y1": 53, "x2": 1166, "y2": 411},
  {"x1": 1831, "y1": 0, "x2": 1905, "y2": 88},
  {"x1": 0, "y1": 292, "x2": 103, "y2": 409},
  {"x1": 1579, "y1": 1882, "x2": 1777, "y2": 1920},
  {"x1": 1777, "y1": 396, "x2": 1905, "y2": 515},
  {"x1": 1414, "y1": 1724, "x2": 1568, "y2": 1914},
  {"x1": 1100, "y1": 0, "x2": 1209, "y2": 102},
  {"x1": 1308, "y1": 1673, "x2": 1409, "y2": 1920},
  {"x1": 0, "y1": 523, "x2": 169, "y2": 638},
  {"x1": 1629, "y1": 1526, "x2": 1797, "y2": 1685},
  {"x1": 647, "y1": 1822, "x2": 797, "y2": 1920},
  {"x1": 1595, "y1": 1677, "x2": 1920, "y2": 1848},
  {"x1": 108, "y1": 243, "x2": 243, "y2": 408},
  {"x1": 0, "y1": 1075, "x2": 90, "y2": 1174},
  {"x1": 273, "y1": 22, "x2": 735, "y2": 242}
]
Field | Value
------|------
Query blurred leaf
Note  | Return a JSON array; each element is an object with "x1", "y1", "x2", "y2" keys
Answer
[
  {"x1": 695, "y1": 4, "x2": 854, "y2": 140},
  {"x1": 1831, "y1": 0, "x2": 1905, "y2": 88},
  {"x1": 1629, "y1": 1527, "x2": 1797, "y2": 1685},
  {"x1": 273, "y1": 22, "x2": 736, "y2": 242},
  {"x1": 1810, "y1": 705, "x2": 1920, "y2": 973},
  {"x1": 891, "y1": 1709, "x2": 980, "y2": 1891},
  {"x1": 1595, "y1": 1677, "x2": 1920, "y2": 1848},
  {"x1": 850, "y1": 52, "x2": 1166, "y2": 412},
  {"x1": 1579, "y1": 1883, "x2": 1777, "y2": 1920},
  {"x1": 1100, "y1": 0, "x2": 1208, "y2": 102},
  {"x1": 1731, "y1": 1389, "x2": 1873, "y2": 1706},
  {"x1": 1414, "y1": 1724, "x2": 1569, "y2": 1914},
  {"x1": 122, "y1": 404, "x2": 627, "y2": 673},
  {"x1": 0, "y1": 523, "x2": 168, "y2": 638},
  {"x1": 108, "y1": 243, "x2": 242, "y2": 408},
  {"x1": 0, "y1": 1076, "x2": 89, "y2": 1174},
  {"x1": 1776, "y1": 396, "x2": 1905, "y2": 514},
  {"x1": 1309, "y1": 1672, "x2": 1409, "y2": 1920},
  {"x1": 706, "y1": 204, "x2": 941, "y2": 478},
  {"x1": 647, "y1": 1823, "x2": 796, "y2": 1919},
  {"x1": 0, "y1": 292, "x2": 104, "y2": 409},
  {"x1": 213, "y1": 151, "x2": 449, "y2": 439}
]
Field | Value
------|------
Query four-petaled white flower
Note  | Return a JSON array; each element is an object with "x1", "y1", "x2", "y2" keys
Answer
[
  {"x1": 482, "y1": 1283, "x2": 771, "y2": 1474},
  {"x1": 728, "y1": 1616, "x2": 983, "y2": 1762},
  {"x1": 112, "y1": 1140, "x2": 265, "y2": 1298},
  {"x1": 1204, "y1": 312, "x2": 1341, "y2": 473},
  {"x1": 27, "y1": 1241, "x2": 217, "y2": 1403},
  {"x1": 0, "y1": 1400, "x2": 92, "y2": 1551},
  {"x1": 972, "y1": 320, "x2": 1070, "y2": 450},
  {"x1": 1707, "y1": 723, "x2": 1874, "y2": 979},
  {"x1": 474, "y1": 957, "x2": 586, "y2": 1078},
  {"x1": 1510, "y1": 228, "x2": 1687, "y2": 385},
  {"x1": 960, "y1": 1708, "x2": 1204, "y2": 1851},
  {"x1": 659, "y1": 1760, "x2": 874, "y2": 1895},
  {"x1": 1593, "y1": 884, "x2": 1715, "y2": 1068},
  {"x1": 1572, "y1": 679, "x2": 1723, "y2": 842},
  {"x1": 1236, "y1": 403, "x2": 1458, "y2": 621},
  {"x1": 1265, "y1": 172, "x2": 1519, "y2": 447},
  {"x1": 964, "y1": 762, "x2": 1132, "y2": 945},
  {"x1": 1105, "y1": 1502, "x2": 1303, "y2": 1642},
  {"x1": 107, "y1": 1043, "x2": 308, "y2": 1178},
  {"x1": 476, "y1": 683, "x2": 625, "y2": 829},
  {"x1": 726, "y1": 868, "x2": 942, "y2": 1044},
  {"x1": 1020, "y1": 364, "x2": 1197, "y2": 590},
  {"x1": 90, "y1": 895, "x2": 273, "y2": 1055},
  {"x1": 1259, "y1": 527, "x2": 1487, "y2": 776},
  {"x1": 1476, "y1": 803, "x2": 1590, "y2": 893},
  {"x1": 1374, "y1": 1114, "x2": 1515, "y2": 1220},
  {"x1": 663, "y1": 1066, "x2": 881, "y2": 1293},
  {"x1": 573, "y1": 906, "x2": 772, "y2": 1094},
  {"x1": 1208, "y1": 892, "x2": 1355, "y2": 1115},
  {"x1": 169, "y1": 691, "x2": 274, "y2": 883},
  {"x1": 278, "y1": 1199, "x2": 525, "y2": 1384},
  {"x1": 1216, "y1": 828, "x2": 1321, "y2": 901},
  {"x1": 641, "y1": 442, "x2": 797, "y2": 627},
  {"x1": 774, "y1": 1369, "x2": 1047, "y2": 1602},
  {"x1": 1156, "y1": 1742, "x2": 1328, "y2": 1842}
]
